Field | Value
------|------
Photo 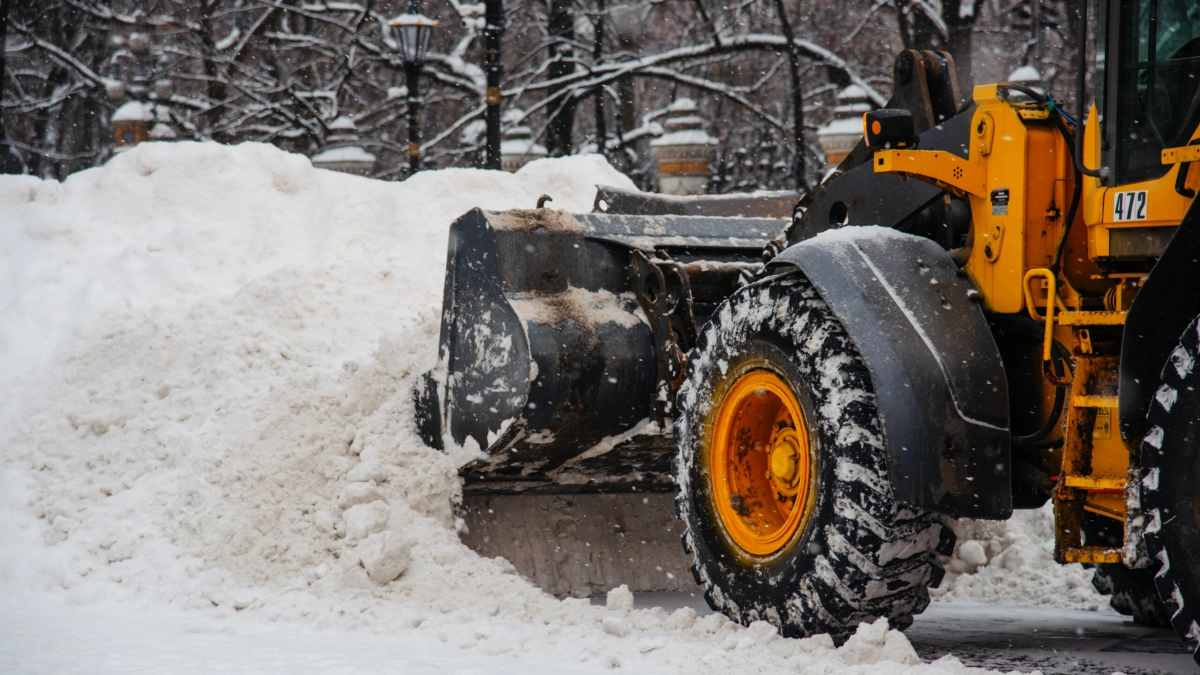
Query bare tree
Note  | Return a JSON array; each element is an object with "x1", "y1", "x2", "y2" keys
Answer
[{"x1": 2, "y1": 0, "x2": 1051, "y2": 189}]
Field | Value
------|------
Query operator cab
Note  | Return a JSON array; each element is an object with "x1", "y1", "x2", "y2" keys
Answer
[
  {"x1": 1088, "y1": 0, "x2": 1199, "y2": 267},
  {"x1": 1102, "y1": 0, "x2": 1200, "y2": 186}
]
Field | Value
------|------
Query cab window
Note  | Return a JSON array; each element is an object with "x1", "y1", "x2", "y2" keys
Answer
[{"x1": 1113, "y1": 0, "x2": 1200, "y2": 185}]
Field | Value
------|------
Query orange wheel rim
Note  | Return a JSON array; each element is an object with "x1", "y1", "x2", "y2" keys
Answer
[{"x1": 709, "y1": 369, "x2": 815, "y2": 558}]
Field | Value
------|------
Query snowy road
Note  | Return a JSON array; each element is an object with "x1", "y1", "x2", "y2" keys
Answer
[
  {"x1": 3, "y1": 590, "x2": 1190, "y2": 675},
  {"x1": 626, "y1": 593, "x2": 1194, "y2": 675},
  {"x1": 906, "y1": 603, "x2": 1194, "y2": 675}
]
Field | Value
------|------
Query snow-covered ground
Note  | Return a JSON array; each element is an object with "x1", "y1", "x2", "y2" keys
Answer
[{"x1": 0, "y1": 142, "x2": 1112, "y2": 673}]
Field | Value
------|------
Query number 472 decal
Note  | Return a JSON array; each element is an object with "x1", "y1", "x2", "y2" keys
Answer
[{"x1": 1112, "y1": 190, "x2": 1148, "y2": 221}]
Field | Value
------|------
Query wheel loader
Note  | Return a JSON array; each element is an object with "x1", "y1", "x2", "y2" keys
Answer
[{"x1": 417, "y1": 0, "x2": 1200, "y2": 658}]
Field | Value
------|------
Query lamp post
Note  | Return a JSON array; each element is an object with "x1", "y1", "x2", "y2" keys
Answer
[
  {"x1": 482, "y1": 0, "x2": 504, "y2": 170},
  {"x1": 390, "y1": 3, "x2": 439, "y2": 175}
]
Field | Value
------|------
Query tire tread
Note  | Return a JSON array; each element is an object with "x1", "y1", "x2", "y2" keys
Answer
[
  {"x1": 674, "y1": 274, "x2": 949, "y2": 637},
  {"x1": 1140, "y1": 316, "x2": 1200, "y2": 661}
]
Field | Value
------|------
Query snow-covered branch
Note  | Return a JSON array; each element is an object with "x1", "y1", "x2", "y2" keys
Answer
[
  {"x1": 10, "y1": 22, "x2": 106, "y2": 85},
  {"x1": 513, "y1": 34, "x2": 887, "y2": 108}
]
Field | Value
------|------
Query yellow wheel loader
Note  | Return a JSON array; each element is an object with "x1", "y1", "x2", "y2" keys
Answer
[{"x1": 417, "y1": 0, "x2": 1200, "y2": 657}]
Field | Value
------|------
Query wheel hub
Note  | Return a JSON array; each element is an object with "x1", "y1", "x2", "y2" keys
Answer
[
  {"x1": 708, "y1": 369, "x2": 816, "y2": 558},
  {"x1": 768, "y1": 427, "x2": 804, "y2": 496}
]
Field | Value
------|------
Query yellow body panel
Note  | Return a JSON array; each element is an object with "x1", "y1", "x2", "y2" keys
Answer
[
  {"x1": 1081, "y1": 104, "x2": 1107, "y2": 230},
  {"x1": 964, "y1": 87, "x2": 1053, "y2": 313},
  {"x1": 873, "y1": 150, "x2": 986, "y2": 197},
  {"x1": 877, "y1": 85, "x2": 1080, "y2": 314},
  {"x1": 870, "y1": 81, "x2": 1198, "y2": 561},
  {"x1": 1163, "y1": 145, "x2": 1200, "y2": 164},
  {"x1": 1088, "y1": 149, "x2": 1198, "y2": 259}
]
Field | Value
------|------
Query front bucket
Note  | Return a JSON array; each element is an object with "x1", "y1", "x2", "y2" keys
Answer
[{"x1": 416, "y1": 207, "x2": 782, "y2": 493}]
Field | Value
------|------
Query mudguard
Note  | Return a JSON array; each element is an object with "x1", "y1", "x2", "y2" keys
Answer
[
  {"x1": 769, "y1": 227, "x2": 1012, "y2": 519},
  {"x1": 1119, "y1": 197, "x2": 1200, "y2": 450}
]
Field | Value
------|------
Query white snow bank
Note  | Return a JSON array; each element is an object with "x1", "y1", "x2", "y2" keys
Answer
[
  {"x1": 0, "y1": 587, "x2": 594, "y2": 675},
  {"x1": 934, "y1": 504, "x2": 1105, "y2": 611},
  {"x1": 0, "y1": 141, "x2": 1023, "y2": 674}
]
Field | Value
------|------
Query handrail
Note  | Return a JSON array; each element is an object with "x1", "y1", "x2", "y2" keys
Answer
[{"x1": 1023, "y1": 268, "x2": 1072, "y2": 385}]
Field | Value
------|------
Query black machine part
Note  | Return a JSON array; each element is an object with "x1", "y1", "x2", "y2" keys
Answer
[
  {"x1": 863, "y1": 109, "x2": 919, "y2": 150},
  {"x1": 824, "y1": 50, "x2": 962, "y2": 180},
  {"x1": 593, "y1": 185, "x2": 800, "y2": 219},
  {"x1": 787, "y1": 104, "x2": 974, "y2": 247},
  {"x1": 785, "y1": 50, "x2": 968, "y2": 249},
  {"x1": 768, "y1": 228, "x2": 1012, "y2": 519},
  {"x1": 1119, "y1": 197, "x2": 1200, "y2": 451},
  {"x1": 416, "y1": 206, "x2": 784, "y2": 494},
  {"x1": 1084, "y1": 512, "x2": 1171, "y2": 628}
]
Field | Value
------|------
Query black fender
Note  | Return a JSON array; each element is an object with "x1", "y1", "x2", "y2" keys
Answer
[
  {"x1": 1120, "y1": 197, "x2": 1200, "y2": 450},
  {"x1": 769, "y1": 227, "x2": 1011, "y2": 519}
]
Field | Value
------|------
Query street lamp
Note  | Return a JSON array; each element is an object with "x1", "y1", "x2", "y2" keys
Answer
[
  {"x1": 449, "y1": 0, "x2": 502, "y2": 169},
  {"x1": 482, "y1": 0, "x2": 504, "y2": 170},
  {"x1": 390, "y1": 3, "x2": 439, "y2": 175}
]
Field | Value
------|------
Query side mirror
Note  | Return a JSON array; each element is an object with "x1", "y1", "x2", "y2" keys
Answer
[{"x1": 863, "y1": 109, "x2": 918, "y2": 150}]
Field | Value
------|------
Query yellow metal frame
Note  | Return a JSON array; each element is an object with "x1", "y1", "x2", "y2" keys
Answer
[
  {"x1": 1022, "y1": 268, "x2": 1066, "y2": 362},
  {"x1": 866, "y1": 78, "x2": 1200, "y2": 567},
  {"x1": 1062, "y1": 475, "x2": 1125, "y2": 490},
  {"x1": 872, "y1": 150, "x2": 987, "y2": 198},
  {"x1": 1064, "y1": 548, "x2": 1123, "y2": 564},
  {"x1": 1163, "y1": 144, "x2": 1200, "y2": 164}
]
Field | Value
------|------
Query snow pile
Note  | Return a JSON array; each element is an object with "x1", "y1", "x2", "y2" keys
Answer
[
  {"x1": 1, "y1": 141, "x2": 1025, "y2": 674},
  {"x1": 934, "y1": 505, "x2": 1105, "y2": 611}
]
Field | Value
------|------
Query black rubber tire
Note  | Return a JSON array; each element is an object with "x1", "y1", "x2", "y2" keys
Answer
[
  {"x1": 674, "y1": 273, "x2": 954, "y2": 638},
  {"x1": 1141, "y1": 313, "x2": 1200, "y2": 661},
  {"x1": 1091, "y1": 564, "x2": 1173, "y2": 627},
  {"x1": 1083, "y1": 512, "x2": 1172, "y2": 628}
]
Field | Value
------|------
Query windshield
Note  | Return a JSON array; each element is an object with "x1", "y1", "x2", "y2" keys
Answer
[{"x1": 1112, "y1": 0, "x2": 1200, "y2": 184}]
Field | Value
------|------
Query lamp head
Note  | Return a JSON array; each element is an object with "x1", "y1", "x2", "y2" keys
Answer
[{"x1": 389, "y1": 10, "x2": 439, "y2": 67}]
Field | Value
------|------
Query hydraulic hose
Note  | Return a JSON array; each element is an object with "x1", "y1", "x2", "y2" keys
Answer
[
  {"x1": 991, "y1": 85, "x2": 1082, "y2": 449},
  {"x1": 1048, "y1": 108, "x2": 1084, "y2": 276},
  {"x1": 998, "y1": 82, "x2": 1084, "y2": 278},
  {"x1": 1012, "y1": 339, "x2": 1072, "y2": 448},
  {"x1": 1001, "y1": 82, "x2": 1048, "y2": 105}
]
